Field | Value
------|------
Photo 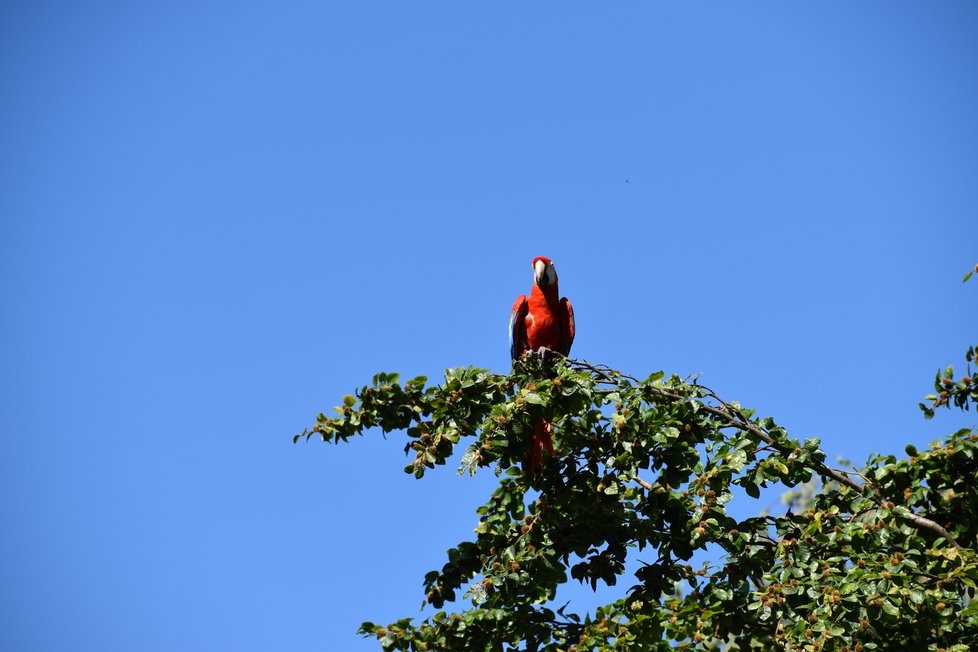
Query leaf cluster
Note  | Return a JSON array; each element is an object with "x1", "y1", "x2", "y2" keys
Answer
[
  {"x1": 919, "y1": 345, "x2": 978, "y2": 419},
  {"x1": 300, "y1": 349, "x2": 978, "y2": 651}
]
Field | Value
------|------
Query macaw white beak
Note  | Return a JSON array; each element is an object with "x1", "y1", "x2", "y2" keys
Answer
[{"x1": 534, "y1": 259, "x2": 557, "y2": 286}]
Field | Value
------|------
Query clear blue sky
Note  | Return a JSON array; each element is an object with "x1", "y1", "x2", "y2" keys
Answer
[{"x1": 2, "y1": 2, "x2": 976, "y2": 650}]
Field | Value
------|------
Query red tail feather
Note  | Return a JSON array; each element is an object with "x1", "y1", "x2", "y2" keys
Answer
[{"x1": 524, "y1": 418, "x2": 555, "y2": 473}]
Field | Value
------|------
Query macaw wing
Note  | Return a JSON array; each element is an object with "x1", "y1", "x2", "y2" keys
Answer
[
  {"x1": 509, "y1": 294, "x2": 529, "y2": 360},
  {"x1": 558, "y1": 297, "x2": 575, "y2": 356}
]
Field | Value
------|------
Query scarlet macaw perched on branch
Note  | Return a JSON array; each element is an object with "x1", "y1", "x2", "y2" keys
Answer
[{"x1": 509, "y1": 256, "x2": 575, "y2": 472}]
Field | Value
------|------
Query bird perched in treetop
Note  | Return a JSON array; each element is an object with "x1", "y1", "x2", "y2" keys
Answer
[{"x1": 509, "y1": 256, "x2": 576, "y2": 472}]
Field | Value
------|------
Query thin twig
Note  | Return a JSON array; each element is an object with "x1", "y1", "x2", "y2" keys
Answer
[
  {"x1": 834, "y1": 468, "x2": 875, "y2": 487},
  {"x1": 634, "y1": 476, "x2": 654, "y2": 491}
]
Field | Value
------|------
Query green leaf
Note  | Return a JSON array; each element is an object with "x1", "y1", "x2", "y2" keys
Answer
[
  {"x1": 458, "y1": 446, "x2": 479, "y2": 477},
  {"x1": 742, "y1": 480, "x2": 760, "y2": 499},
  {"x1": 464, "y1": 581, "x2": 488, "y2": 604},
  {"x1": 881, "y1": 599, "x2": 900, "y2": 617}
]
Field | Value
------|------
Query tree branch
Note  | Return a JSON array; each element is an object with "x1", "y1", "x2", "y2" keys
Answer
[{"x1": 634, "y1": 476, "x2": 653, "y2": 491}]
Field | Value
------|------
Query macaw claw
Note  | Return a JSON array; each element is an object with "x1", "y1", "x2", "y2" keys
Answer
[{"x1": 535, "y1": 346, "x2": 557, "y2": 364}]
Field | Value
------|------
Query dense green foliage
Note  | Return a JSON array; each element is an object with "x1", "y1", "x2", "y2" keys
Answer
[{"x1": 299, "y1": 341, "x2": 977, "y2": 651}]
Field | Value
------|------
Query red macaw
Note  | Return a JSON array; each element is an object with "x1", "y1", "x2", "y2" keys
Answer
[{"x1": 509, "y1": 256, "x2": 575, "y2": 472}]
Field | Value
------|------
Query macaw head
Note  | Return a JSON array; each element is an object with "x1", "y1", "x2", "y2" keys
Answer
[{"x1": 532, "y1": 256, "x2": 558, "y2": 287}]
